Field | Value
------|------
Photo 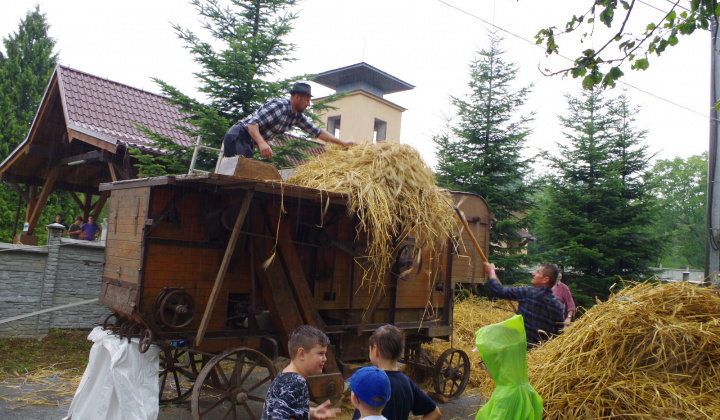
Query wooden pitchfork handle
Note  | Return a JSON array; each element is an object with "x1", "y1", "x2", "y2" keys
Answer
[{"x1": 453, "y1": 204, "x2": 488, "y2": 263}]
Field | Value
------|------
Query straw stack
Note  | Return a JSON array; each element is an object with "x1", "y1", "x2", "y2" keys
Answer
[
  {"x1": 287, "y1": 142, "x2": 461, "y2": 292},
  {"x1": 528, "y1": 281, "x2": 720, "y2": 419}
]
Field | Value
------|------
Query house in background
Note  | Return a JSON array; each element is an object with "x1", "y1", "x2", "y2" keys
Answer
[{"x1": 312, "y1": 62, "x2": 414, "y2": 143}]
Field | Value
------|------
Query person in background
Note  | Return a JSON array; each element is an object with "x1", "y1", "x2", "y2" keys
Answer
[
  {"x1": 262, "y1": 325, "x2": 340, "y2": 420},
  {"x1": 68, "y1": 217, "x2": 83, "y2": 239},
  {"x1": 553, "y1": 273, "x2": 576, "y2": 327},
  {"x1": 353, "y1": 324, "x2": 441, "y2": 420},
  {"x1": 47, "y1": 213, "x2": 69, "y2": 236},
  {"x1": 223, "y1": 82, "x2": 355, "y2": 160},
  {"x1": 80, "y1": 215, "x2": 102, "y2": 241},
  {"x1": 484, "y1": 261, "x2": 564, "y2": 348},
  {"x1": 349, "y1": 366, "x2": 392, "y2": 420}
]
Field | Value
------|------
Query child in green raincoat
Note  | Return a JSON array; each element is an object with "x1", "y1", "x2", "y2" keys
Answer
[{"x1": 475, "y1": 314, "x2": 543, "y2": 420}]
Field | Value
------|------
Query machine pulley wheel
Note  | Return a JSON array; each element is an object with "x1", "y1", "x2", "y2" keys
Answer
[
  {"x1": 433, "y1": 348, "x2": 470, "y2": 400},
  {"x1": 154, "y1": 288, "x2": 197, "y2": 329},
  {"x1": 191, "y1": 347, "x2": 277, "y2": 420}
]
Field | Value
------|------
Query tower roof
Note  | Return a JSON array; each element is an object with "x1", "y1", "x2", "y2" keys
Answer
[{"x1": 313, "y1": 62, "x2": 414, "y2": 98}]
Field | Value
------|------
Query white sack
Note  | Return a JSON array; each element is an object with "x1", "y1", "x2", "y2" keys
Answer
[{"x1": 63, "y1": 326, "x2": 159, "y2": 420}]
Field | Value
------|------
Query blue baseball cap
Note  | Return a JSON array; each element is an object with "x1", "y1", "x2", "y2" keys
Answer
[{"x1": 349, "y1": 366, "x2": 391, "y2": 407}]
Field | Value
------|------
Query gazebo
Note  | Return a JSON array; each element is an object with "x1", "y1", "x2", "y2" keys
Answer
[{"x1": 0, "y1": 65, "x2": 195, "y2": 243}]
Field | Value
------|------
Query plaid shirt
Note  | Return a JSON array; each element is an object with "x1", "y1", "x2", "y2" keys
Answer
[
  {"x1": 487, "y1": 278, "x2": 564, "y2": 345},
  {"x1": 239, "y1": 98, "x2": 322, "y2": 142}
]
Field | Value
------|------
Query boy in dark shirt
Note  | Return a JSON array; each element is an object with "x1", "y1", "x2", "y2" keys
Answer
[
  {"x1": 68, "y1": 217, "x2": 83, "y2": 239},
  {"x1": 353, "y1": 325, "x2": 441, "y2": 420},
  {"x1": 262, "y1": 326, "x2": 340, "y2": 420}
]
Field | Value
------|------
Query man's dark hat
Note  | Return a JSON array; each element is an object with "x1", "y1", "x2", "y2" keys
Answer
[{"x1": 290, "y1": 82, "x2": 312, "y2": 97}]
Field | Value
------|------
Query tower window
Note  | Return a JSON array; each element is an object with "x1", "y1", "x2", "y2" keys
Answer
[
  {"x1": 373, "y1": 118, "x2": 387, "y2": 142},
  {"x1": 328, "y1": 116, "x2": 341, "y2": 138}
]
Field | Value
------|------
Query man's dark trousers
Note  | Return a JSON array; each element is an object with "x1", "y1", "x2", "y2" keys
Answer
[{"x1": 223, "y1": 124, "x2": 254, "y2": 158}]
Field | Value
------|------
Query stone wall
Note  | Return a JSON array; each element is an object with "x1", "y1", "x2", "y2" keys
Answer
[{"x1": 0, "y1": 224, "x2": 110, "y2": 338}]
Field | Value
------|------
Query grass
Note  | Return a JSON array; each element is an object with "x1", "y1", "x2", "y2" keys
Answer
[{"x1": 0, "y1": 329, "x2": 92, "y2": 380}]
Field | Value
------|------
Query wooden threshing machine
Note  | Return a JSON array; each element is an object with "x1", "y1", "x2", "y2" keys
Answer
[{"x1": 97, "y1": 159, "x2": 490, "y2": 419}]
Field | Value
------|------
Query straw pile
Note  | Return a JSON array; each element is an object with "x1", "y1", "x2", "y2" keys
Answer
[
  {"x1": 527, "y1": 281, "x2": 720, "y2": 419},
  {"x1": 287, "y1": 142, "x2": 461, "y2": 292}
]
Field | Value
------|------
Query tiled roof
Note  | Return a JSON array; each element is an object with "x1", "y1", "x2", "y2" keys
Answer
[{"x1": 58, "y1": 65, "x2": 195, "y2": 149}]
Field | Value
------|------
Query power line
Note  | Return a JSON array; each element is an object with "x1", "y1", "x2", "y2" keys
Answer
[
  {"x1": 662, "y1": 0, "x2": 691, "y2": 13},
  {"x1": 435, "y1": 0, "x2": 712, "y2": 121},
  {"x1": 637, "y1": 0, "x2": 671, "y2": 15}
]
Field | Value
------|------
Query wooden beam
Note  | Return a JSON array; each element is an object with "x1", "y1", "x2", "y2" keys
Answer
[
  {"x1": 107, "y1": 162, "x2": 118, "y2": 182},
  {"x1": 25, "y1": 186, "x2": 38, "y2": 231},
  {"x1": 263, "y1": 202, "x2": 326, "y2": 328},
  {"x1": 92, "y1": 191, "x2": 110, "y2": 218},
  {"x1": 26, "y1": 166, "x2": 61, "y2": 234},
  {"x1": 69, "y1": 192, "x2": 84, "y2": 209},
  {"x1": 56, "y1": 150, "x2": 102, "y2": 166},
  {"x1": 195, "y1": 189, "x2": 254, "y2": 346},
  {"x1": 82, "y1": 193, "x2": 93, "y2": 221},
  {"x1": 1, "y1": 172, "x2": 99, "y2": 195},
  {"x1": 6, "y1": 182, "x2": 28, "y2": 202},
  {"x1": 68, "y1": 129, "x2": 118, "y2": 153}
]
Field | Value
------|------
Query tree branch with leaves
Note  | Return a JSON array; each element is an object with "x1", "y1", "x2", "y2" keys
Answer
[{"x1": 536, "y1": 0, "x2": 717, "y2": 89}]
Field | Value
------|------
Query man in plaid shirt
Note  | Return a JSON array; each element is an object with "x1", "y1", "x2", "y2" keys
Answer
[
  {"x1": 223, "y1": 82, "x2": 354, "y2": 159},
  {"x1": 483, "y1": 261, "x2": 564, "y2": 348}
]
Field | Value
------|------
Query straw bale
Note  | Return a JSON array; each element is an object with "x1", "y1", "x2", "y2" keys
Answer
[
  {"x1": 527, "y1": 281, "x2": 720, "y2": 419},
  {"x1": 287, "y1": 142, "x2": 461, "y2": 293}
]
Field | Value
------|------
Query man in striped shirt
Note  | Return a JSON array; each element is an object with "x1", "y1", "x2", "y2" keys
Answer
[{"x1": 223, "y1": 82, "x2": 354, "y2": 159}]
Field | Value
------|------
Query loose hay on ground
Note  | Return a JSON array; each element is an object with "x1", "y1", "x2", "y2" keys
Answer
[
  {"x1": 287, "y1": 142, "x2": 461, "y2": 293},
  {"x1": 0, "y1": 364, "x2": 81, "y2": 409},
  {"x1": 527, "y1": 281, "x2": 720, "y2": 419}
]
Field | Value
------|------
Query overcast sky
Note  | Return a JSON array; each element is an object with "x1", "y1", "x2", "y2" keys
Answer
[{"x1": 0, "y1": 0, "x2": 712, "y2": 170}]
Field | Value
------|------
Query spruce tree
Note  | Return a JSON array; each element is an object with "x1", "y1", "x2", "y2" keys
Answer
[
  {"x1": 533, "y1": 90, "x2": 662, "y2": 298},
  {"x1": 434, "y1": 32, "x2": 533, "y2": 277},
  {"x1": 0, "y1": 5, "x2": 57, "y2": 159},
  {"x1": 0, "y1": 6, "x2": 61, "y2": 243},
  {"x1": 143, "y1": 0, "x2": 332, "y2": 173}
]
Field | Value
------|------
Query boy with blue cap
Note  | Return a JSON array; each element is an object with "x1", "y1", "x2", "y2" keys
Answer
[{"x1": 350, "y1": 366, "x2": 392, "y2": 420}]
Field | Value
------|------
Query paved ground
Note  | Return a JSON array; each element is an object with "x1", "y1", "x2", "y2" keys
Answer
[{"x1": 0, "y1": 379, "x2": 484, "y2": 420}]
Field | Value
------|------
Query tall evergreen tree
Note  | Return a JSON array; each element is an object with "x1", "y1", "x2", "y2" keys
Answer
[
  {"x1": 0, "y1": 5, "x2": 57, "y2": 158},
  {"x1": 533, "y1": 90, "x2": 662, "y2": 298},
  {"x1": 141, "y1": 0, "x2": 334, "y2": 173},
  {"x1": 434, "y1": 32, "x2": 534, "y2": 277},
  {"x1": 0, "y1": 6, "x2": 62, "y2": 243}
]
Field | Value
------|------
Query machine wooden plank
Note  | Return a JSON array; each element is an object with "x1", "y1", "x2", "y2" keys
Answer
[
  {"x1": 263, "y1": 203, "x2": 326, "y2": 329},
  {"x1": 195, "y1": 189, "x2": 254, "y2": 346},
  {"x1": 254, "y1": 235, "x2": 304, "y2": 354}
]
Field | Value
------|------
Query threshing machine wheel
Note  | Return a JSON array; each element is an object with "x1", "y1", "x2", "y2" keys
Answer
[
  {"x1": 191, "y1": 347, "x2": 277, "y2": 420},
  {"x1": 154, "y1": 288, "x2": 197, "y2": 329},
  {"x1": 433, "y1": 348, "x2": 471, "y2": 400},
  {"x1": 159, "y1": 346, "x2": 204, "y2": 404}
]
